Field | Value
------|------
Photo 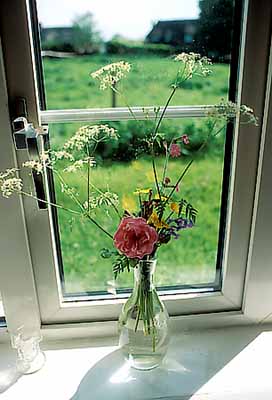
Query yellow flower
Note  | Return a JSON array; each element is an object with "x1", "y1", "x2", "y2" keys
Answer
[
  {"x1": 133, "y1": 188, "x2": 151, "y2": 195},
  {"x1": 122, "y1": 195, "x2": 137, "y2": 212},
  {"x1": 170, "y1": 202, "x2": 179, "y2": 214},
  {"x1": 148, "y1": 211, "x2": 169, "y2": 229},
  {"x1": 154, "y1": 194, "x2": 168, "y2": 201}
]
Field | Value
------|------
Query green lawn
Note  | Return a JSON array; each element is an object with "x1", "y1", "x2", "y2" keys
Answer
[
  {"x1": 54, "y1": 153, "x2": 224, "y2": 293},
  {"x1": 42, "y1": 54, "x2": 229, "y2": 294},
  {"x1": 43, "y1": 54, "x2": 230, "y2": 109}
]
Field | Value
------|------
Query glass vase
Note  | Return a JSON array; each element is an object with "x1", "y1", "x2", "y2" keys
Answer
[{"x1": 118, "y1": 258, "x2": 170, "y2": 370}]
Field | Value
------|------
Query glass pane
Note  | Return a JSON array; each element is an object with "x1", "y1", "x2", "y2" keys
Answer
[
  {"x1": 36, "y1": 0, "x2": 237, "y2": 109},
  {"x1": 47, "y1": 117, "x2": 226, "y2": 295}
]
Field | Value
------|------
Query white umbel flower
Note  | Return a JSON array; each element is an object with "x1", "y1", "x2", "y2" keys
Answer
[
  {"x1": 1, "y1": 178, "x2": 23, "y2": 197},
  {"x1": 91, "y1": 61, "x2": 131, "y2": 90},
  {"x1": 23, "y1": 160, "x2": 43, "y2": 173},
  {"x1": 64, "y1": 125, "x2": 117, "y2": 151},
  {"x1": 64, "y1": 158, "x2": 96, "y2": 173},
  {"x1": 207, "y1": 99, "x2": 258, "y2": 125},
  {"x1": 174, "y1": 52, "x2": 212, "y2": 79},
  {"x1": 0, "y1": 168, "x2": 17, "y2": 180}
]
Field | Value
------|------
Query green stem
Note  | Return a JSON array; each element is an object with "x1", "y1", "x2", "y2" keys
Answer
[
  {"x1": 153, "y1": 86, "x2": 177, "y2": 137},
  {"x1": 151, "y1": 86, "x2": 177, "y2": 201},
  {"x1": 86, "y1": 146, "x2": 91, "y2": 214},
  {"x1": 78, "y1": 173, "x2": 122, "y2": 219},
  {"x1": 161, "y1": 137, "x2": 176, "y2": 191},
  {"x1": 164, "y1": 159, "x2": 194, "y2": 207},
  {"x1": 134, "y1": 281, "x2": 141, "y2": 332},
  {"x1": 85, "y1": 214, "x2": 113, "y2": 240},
  {"x1": 111, "y1": 86, "x2": 139, "y2": 123},
  {"x1": 134, "y1": 306, "x2": 141, "y2": 333},
  {"x1": 20, "y1": 191, "x2": 81, "y2": 215},
  {"x1": 53, "y1": 169, "x2": 84, "y2": 212},
  {"x1": 152, "y1": 153, "x2": 161, "y2": 201},
  {"x1": 53, "y1": 170, "x2": 114, "y2": 239}
]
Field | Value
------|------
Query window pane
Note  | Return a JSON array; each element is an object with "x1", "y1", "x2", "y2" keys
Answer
[
  {"x1": 36, "y1": 0, "x2": 237, "y2": 110},
  {"x1": 47, "y1": 118, "x2": 226, "y2": 296}
]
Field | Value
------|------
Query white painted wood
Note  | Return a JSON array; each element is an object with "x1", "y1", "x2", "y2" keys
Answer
[
  {"x1": 33, "y1": 0, "x2": 271, "y2": 324},
  {"x1": 40, "y1": 105, "x2": 211, "y2": 124},
  {"x1": 220, "y1": 0, "x2": 272, "y2": 308},
  {"x1": 1, "y1": 324, "x2": 272, "y2": 399},
  {"x1": 0, "y1": 38, "x2": 41, "y2": 337},
  {"x1": 243, "y1": 34, "x2": 272, "y2": 322},
  {"x1": 0, "y1": 0, "x2": 272, "y2": 335}
]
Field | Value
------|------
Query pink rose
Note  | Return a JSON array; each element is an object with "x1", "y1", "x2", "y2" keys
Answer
[{"x1": 114, "y1": 217, "x2": 158, "y2": 259}]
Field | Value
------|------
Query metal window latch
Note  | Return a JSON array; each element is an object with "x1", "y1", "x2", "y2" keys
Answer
[
  {"x1": 12, "y1": 97, "x2": 48, "y2": 209},
  {"x1": 13, "y1": 116, "x2": 40, "y2": 150},
  {"x1": 12, "y1": 97, "x2": 48, "y2": 149}
]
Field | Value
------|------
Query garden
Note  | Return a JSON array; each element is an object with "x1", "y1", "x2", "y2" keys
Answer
[{"x1": 42, "y1": 53, "x2": 230, "y2": 294}]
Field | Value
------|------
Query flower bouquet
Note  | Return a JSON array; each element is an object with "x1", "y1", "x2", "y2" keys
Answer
[{"x1": 0, "y1": 53, "x2": 257, "y2": 369}]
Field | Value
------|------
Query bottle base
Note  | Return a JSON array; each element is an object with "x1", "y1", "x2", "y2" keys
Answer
[{"x1": 127, "y1": 354, "x2": 162, "y2": 370}]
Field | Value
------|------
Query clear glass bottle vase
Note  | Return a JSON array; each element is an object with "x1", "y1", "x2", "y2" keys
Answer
[{"x1": 118, "y1": 258, "x2": 170, "y2": 370}]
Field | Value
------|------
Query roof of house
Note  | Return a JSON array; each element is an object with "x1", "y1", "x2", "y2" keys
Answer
[{"x1": 146, "y1": 19, "x2": 198, "y2": 45}]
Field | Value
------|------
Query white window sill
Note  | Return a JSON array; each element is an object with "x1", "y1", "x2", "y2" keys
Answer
[{"x1": 1, "y1": 324, "x2": 272, "y2": 400}]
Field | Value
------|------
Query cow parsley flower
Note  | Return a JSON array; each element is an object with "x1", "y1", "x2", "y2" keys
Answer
[
  {"x1": 84, "y1": 192, "x2": 119, "y2": 211},
  {"x1": 97, "y1": 192, "x2": 119, "y2": 208},
  {"x1": 50, "y1": 150, "x2": 74, "y2": 161},
  {"x1": 23, "y1": 160, "x2": 43, "y2": 173},
  {"x1": 207, "y1": 100, "x2": 258, "y2": 125},
  {"x1": 64, "y1": 158, "x2": 96, "y2": 173},
  {"x1": 0, "y1": 168, "x2": 18, "y2": 180},
  {"x1": 174, "y1": 52, "x2": 212, "y2": 81},
  {"x1": 91, "y1": 61, "x2": 131, "y2": 90},
  {"x1": 64, "y1": 125, "x2": 118, "y2": 151},
  {"x1": 1, "y1": 178, "x2": 23, "y2": 197}
]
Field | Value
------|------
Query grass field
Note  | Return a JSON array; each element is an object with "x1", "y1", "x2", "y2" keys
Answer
[
  {"x1": 43, "y1": 54, "x2": 230, "y2": 110},
  {"x1": 42, "y1": 54, "x2": 229, "y2": 293}
]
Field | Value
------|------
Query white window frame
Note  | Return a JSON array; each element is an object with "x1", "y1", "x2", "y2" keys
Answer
[{"x1": 0, "y1": 0, "x2": 272, "y2": 339}]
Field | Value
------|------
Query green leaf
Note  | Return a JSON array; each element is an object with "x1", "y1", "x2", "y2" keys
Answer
[
  {"x1": 100, "y1": 248, "x2": 117, "y2": 259},
  {"x1": 178, "y1": 198, "x2": 198, "y2": 224},
  {"x1": 112, "y1": 254, "x2": 131, "y2": 279}
]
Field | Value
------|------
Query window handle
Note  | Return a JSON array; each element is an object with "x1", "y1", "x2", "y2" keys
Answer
[{"x1": 12, "y1": 115, "x2": 48, "y2": 210}]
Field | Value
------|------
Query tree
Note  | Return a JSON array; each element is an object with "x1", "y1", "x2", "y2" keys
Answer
[
  {"x1": 72, "y1": 12, "x2": 102, "y2": 54},
  {"x1": 197, "y1": 0, "x2": 235, "y2": 61}
]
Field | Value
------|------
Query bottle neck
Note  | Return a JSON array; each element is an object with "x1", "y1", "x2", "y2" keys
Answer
[{"x1": 134, "y1": 259, "x2": 156, "y2": 291}]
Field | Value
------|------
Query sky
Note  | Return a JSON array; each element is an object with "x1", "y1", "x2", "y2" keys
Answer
[{"x1": 37, "y1": 0, "x2": 199, "y2": 40}]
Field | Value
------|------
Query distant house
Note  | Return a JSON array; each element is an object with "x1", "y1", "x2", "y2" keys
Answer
[
  {"x1": 40, "y1": 26, "x2": 75, "y2": 52},
  {"x1": 40, "y1": 26, "x2": 74, "y2": 44},
  {"x1": 145, "y1": 20, "x2": 198, "y2": 49}
]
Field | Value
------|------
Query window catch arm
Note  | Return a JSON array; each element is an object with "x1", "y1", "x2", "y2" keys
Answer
[{"x1": 12, "y1": 104, "x2": 49, "y2": 210}]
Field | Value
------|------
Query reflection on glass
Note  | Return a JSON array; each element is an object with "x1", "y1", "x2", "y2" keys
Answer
[
  {"x1": 0, "y1": 292, "x2": 5, "y2": 317},
  {"x1": 48, "y1": 118, "x2": 225, "y2": 295},
  {"x1": 36, "y1": 0, "x2": 236, "y2": 109}
]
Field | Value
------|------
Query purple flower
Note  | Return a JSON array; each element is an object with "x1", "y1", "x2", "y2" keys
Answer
[
  {"x1": 168, "y1": 217, "x2": 194, "y2": 232},
  {"x1": 168, "y1": 227, "x2": 180, "y2": 239}
]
